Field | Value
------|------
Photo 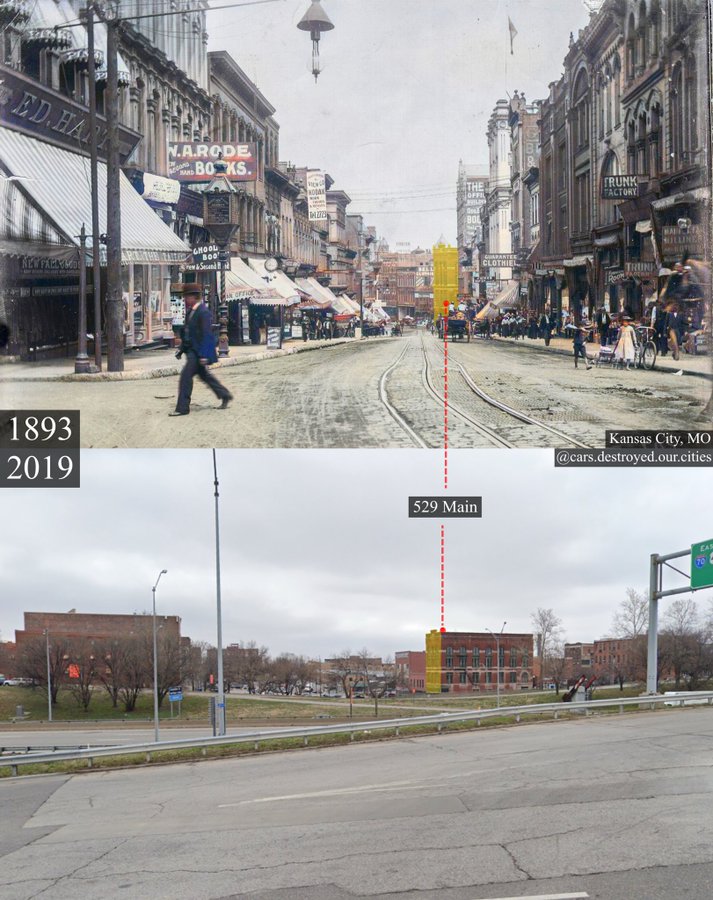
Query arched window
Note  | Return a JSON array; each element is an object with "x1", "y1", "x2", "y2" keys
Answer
[
  {"x1": 649, "y1": 3, "x2": 660, "y2": 58},
  {"x1": 627, "y1": 115, "x2": 637, "y2": 173},
  {"x1": 637, "y1": 2, "x2": 647, "y2": 73},
  {"x1": 613, "y1": 55, "x2": 622, "y2": 126},
  {"x1": 601, "y1": 151, "x2": 622, "y2": 225},
  {"x1": 686, "y1": 55, "x2": 699, "y2": 157},
  {"x1": 573, "y1": 69, "x2": 590, "y2": 149},
  {"x1": 670, "y1": 63, "x2": 683, "y2": 168},
  {"x1": 626, "y1": 14, "x2": 637, "y2": 80},
  {"x1": 649, "y1": 100, "x2": 663, "y2": 177}
]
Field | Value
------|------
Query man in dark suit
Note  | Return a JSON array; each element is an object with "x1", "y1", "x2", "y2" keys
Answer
[
  {"x1": 170, "y1": 284, "x2": 233, "y2": 416},
  {"x1": 539, "y1": 308, "x2": 553, "y2": 346},
  {"x1": 595, "y1": 306, "x2": 611, "y2": 346}
]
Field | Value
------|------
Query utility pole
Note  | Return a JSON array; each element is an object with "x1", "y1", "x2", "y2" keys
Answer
[
  {"x1": 213, "y1": 450, "x2": 226, "y2": 736},
  {"x1": 85, "y1": 2, "x2": 102, "y2": 371},
  {"x1": 105, "y1": 5, "x2": 123, "y2": 372},
  {"x1": 45, "y1": 629, "x2": 52, "y2": 723}
]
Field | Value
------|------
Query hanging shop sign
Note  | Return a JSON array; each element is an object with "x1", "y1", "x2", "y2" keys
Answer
[
  {"x1": 189, "y1": 244, "x2": 229, "y2": 271},
  {"x1": 601, "y1": 175, "x2": 640, "y2": 199},
  {"x1": 661, "y1": 225, "x2": 705, "y2": 259},
  {"x1": 168, "y1": 142, "x2": 257, "y2": 182},
  {"x1": 482, "y1": 254, "x2": 516, "y2": 268},
  {"x1": 0, "y1": 63, "x2": 140, "y2": 162},
  {"x1": 140, "y1": 173, "x2": 181, "y2": 205},
  {"x1": 306, "y1": 170, "x2": 328, "y2": 221},
  {"x1": 624, "y1": 261, "x2": 657, "y2": 278},
  {"x1": 608, "y1": 270, "x2": 628, "y2": 284}
]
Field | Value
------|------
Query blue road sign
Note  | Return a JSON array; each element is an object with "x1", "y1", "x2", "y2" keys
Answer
[{"x1": 169, "y1": 690, "x2": 183, "y2": 702}]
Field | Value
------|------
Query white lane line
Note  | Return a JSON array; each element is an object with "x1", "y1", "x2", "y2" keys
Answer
[
  {"x1": 217, "y1": 779, "x2": 462, "y2": 807},
  {"x1": 473, "y1": 894, "x2": 589, "y2": 900}
]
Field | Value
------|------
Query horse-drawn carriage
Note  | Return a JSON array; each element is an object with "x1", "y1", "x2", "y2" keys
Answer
[{"x1": 437, "y1": 312, "x2": 471, "y2": 342}]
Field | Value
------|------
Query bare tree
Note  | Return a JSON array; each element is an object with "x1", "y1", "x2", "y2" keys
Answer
[
  {"x1": 231, "y1": 642, "x2": 270, "y2": 694},
  {"x1": 356, "y1": 648, "x2": 392, "y2": 717},
  {"x1": 326, "y1": 649, "x2": 358, "y2": 696},
  {"x1": 612, "y1": 588, "x2": 649, "y2": 638},
  {"x1": 530, "y1": 608, "x2": 563, "y2": 686},
  {"x1": 547, "y1": 642, "x2": 567, "y2": 695},
  {"x1": 66, "y1": 639, "x2": 98, "y2": 712},
  {"x1": 18, "y1": 635, "x2": 70, "y2": 705},
  {"x1": 660, "y1": 598, "x2": 710, "y2": 689}
]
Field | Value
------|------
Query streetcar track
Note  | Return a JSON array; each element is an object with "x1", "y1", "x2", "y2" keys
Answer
[
  {"x1": 431, "y1": 336, "x2": 594, "y2": 449},
  {"x1": 378, "y1": 344, "x2": 430, "y2": 448}
]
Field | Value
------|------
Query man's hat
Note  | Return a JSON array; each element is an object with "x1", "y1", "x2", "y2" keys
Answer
[
  {"x1": 621, "y1": 314, "x2": 632, "y2": 321},
  {"x1": 181, "y1": 282, "x2": 203, "y2": 296}
]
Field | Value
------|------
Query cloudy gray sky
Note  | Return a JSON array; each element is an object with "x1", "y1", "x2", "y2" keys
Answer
[
  {"x1": 2, "y1": 450, "x2": 711, "y2": 657},
  {"x1": 206, "y1": 0, "x2": 592, "y2": 247}
]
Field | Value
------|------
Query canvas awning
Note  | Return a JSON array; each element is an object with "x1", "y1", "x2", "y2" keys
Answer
[
  {"x1": 227, "y1": 257, "x2": 283, "y2": 304},
  {"x1": 594, "y1": 233, "x2": 620, "y2": 247},
  {"x1": 562, "y1": 255, "x2": 593, "y2": 268},
  {"x1": 651, "y1": 187, "x2": 710, "y2": 211},
  {"x1": 0, "y1": 129, "x2": 190, "y2": 264},
  {"x1": 635, "y1": 220, "x2": 652, "y2": 233},
  {"x1": 492, "y1": 280, "x2": 520, "y2": 309},
  {"x1": 248, "y1": 258, "x2": 301, "y2": 305}
]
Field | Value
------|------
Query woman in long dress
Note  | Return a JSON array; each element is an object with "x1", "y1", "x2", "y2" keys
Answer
[{"x1": 614, "y1": 315, "x2": 637, "y2": 369}]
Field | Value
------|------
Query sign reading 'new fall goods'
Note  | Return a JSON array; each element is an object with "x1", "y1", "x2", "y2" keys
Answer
[{"x1": 168, "y1": 142, "x2": 257, "y2": 182}]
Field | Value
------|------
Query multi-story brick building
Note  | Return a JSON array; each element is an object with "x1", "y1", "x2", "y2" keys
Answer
[
  {"x1": 15, "y1": 611, "x2": 182, "y2": 650},
  {"x1": 394, "y1": 650, "x2": 426, "y2": 693},
  {"x1": 425, "y1": 630, "x2": 534, "y2": 694}
]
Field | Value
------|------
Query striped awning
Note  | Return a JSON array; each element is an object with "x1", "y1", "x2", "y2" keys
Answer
[{"x1": 0, "y1": 129, "x2": 190, "y2": 264}]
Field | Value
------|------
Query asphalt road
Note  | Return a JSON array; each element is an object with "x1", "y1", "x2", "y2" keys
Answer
[
  {"x1": 1, "y1": 334, "x2": 708, "y2": 447},
  {"x1": 0, "y1": 725, "x2": 255, "y2": 751},
  {"x1": 1, "y1": 707, "x2": 712, "y2": 899}
]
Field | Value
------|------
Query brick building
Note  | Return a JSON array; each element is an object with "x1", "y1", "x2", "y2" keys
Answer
[
  {"x1": 15, "y1": 611, "x2": 182, "y2": 651},
  {"x1": 593, "y1": 636, "x2": 645, "y2": 685},
  {"x1": 425, "y1": 629, "x2": 534, "y2": 694},
  {"x1": 394, "y1": 650, "x2": 426, "y2": 693}
]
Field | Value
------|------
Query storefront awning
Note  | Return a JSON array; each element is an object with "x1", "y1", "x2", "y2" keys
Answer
[
  {"x1": 248, "y1": 258, "x2": 301, "y2": 305},
  {"x1": 295, "y1": 276, "x2": 341, "y2": 309},
  {"x1": 492, "y1": 280, "x2": 520, "y2": 309},
  {"x1": 635, "y1": 220, "x2": 652, "y2": 233},
  {"x1": 651, "y1": 187, "x2": 710, "y2": 211},
  {"x1": 593, "y1": 233, "x2": 620, "y2": 247},
  {"x1": 563, "y1": 255, "x2": 593, "y2": 267},
  {"x1": 0, "y1": 129, "x2": 191, "y2": 264},
  {"x1": 227, "y1": 257, "x2": 284, "y2": 305}
]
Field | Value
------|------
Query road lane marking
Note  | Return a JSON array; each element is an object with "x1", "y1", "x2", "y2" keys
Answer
[
  {"x1": 473, "y1": 894, "x2": 588, "y2": 900},
  {"x1": 217, "y1": 779, "x2": 460, "y2": 806}
]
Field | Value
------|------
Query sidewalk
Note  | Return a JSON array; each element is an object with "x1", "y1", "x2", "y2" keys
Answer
[
  {"x1": 0, "y1": 336, "x2": 367, "y2": 383},
  {"x1": 489, "y1": 333, "x2": 713, "y2": 379}
]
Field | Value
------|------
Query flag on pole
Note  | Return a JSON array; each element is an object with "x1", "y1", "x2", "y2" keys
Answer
[{"x1": 508, "y1": 16, "x2": 517, "y2": 55}]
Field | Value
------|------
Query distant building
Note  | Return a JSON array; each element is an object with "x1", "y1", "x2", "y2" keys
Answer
[
  {"x1": 394, "y1": 650, "x2": 426, "y2": 692},
  {"x1": 482, "y1": 99, "x2": 513, "y2": 286},
  {"x1": 456, "y1": 162, "x2": 488, "y2": 297},
  {"x1": 15, "y1": 611, "x2": 182, "y2": 651},
  {"x1": 425, "y1": 630, "x2": 534, "y2": 694}
]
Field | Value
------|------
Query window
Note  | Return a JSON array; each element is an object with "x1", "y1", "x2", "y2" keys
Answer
[
  {"x1": 446, "y1": 672, "x2": 453, "y2": 685},
  {"x1": 473, "y1": 671, "x2": 480, "y2": 684},
  {"x1": 510, "y1": 648, "x2": 517, "y2": 668},
  {"x1": 472, "y1": 647, "x2": 480, "y2": 667},
  {"x1": 485, "y1": 648, "x2": 493, "y2": 668},
  {"x1": 498, "y1": 646, "x2": 505, "y2": 668},
  {"x1": 445, "y1": 647, "x2": 453, "y2": 668},
  {"x1": 522, "y1": 651, "x2": 529, "y2": 668},
  {"x1": 498, "y1": 670, "x2": 504, "y2": 683},
  {"x1": 459, "y1": 671, "x2": 467, "y2": 685},
  {"x1": 510, "y1": 671, "x2": 517, "y2": 683},
  {"x1": 572, "y1": 70, "x2": 590, "y2": 150},
  {"x1": 458, "y1": 647, "x2": 467, "y2": 668},
  {"x1": 485, "y1": 671, "x2": 492, "y2": 684}
]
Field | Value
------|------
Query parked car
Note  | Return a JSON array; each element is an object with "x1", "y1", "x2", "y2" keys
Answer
[{"x1": 3, "y1": 678, "x2": 21, "y2": 686}]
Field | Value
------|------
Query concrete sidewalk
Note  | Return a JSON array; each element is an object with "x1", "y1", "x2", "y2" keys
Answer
[
  {"x1": 0, "y1": 336, "x2": 370, "y2": 383},
  {"x1": 489, "y1": 332, "x2": 713, "y2": 379}
]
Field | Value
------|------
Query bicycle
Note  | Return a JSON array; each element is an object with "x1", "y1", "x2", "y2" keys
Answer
[{"x1": 633, "y1": 325, "x2": 657, "y2": 370}]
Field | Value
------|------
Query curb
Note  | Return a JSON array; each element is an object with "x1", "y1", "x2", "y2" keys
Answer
[
  {"x1": 0, "y1": 337, "x2": 393, "y2": 383},
  {"x1": 491, "y1": 335, "x2": 713, "y2": 380}
]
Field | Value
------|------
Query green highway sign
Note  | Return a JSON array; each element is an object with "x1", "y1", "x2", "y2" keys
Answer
[{"x1": 691, "y1": 539, "x2": 713, "y2": 589}]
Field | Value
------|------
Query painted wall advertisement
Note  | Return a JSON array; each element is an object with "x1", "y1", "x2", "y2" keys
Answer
[
  {"x1": 306, "y1": 170, "x2": 328, "y2": 222},
  {"x1": 168, "y1": 142, "x2": 257, "y2": 182}
]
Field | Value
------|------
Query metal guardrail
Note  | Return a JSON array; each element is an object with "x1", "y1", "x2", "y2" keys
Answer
[{"x1": 2, "y1": 692, "x2": 711, "y2": 775}]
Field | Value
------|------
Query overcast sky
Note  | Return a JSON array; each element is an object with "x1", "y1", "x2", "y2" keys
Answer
[
  {"x1": 206, "y1": 0, "x2": 592, "y2": 248},
  {"x1": 2, "y1": 450, "x2": 711, "y2": 657}
]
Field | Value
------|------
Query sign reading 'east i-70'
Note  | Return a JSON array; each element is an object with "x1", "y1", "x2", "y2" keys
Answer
[{"x1": 691, "y1": 539, "x2": 713, "y2": 589}]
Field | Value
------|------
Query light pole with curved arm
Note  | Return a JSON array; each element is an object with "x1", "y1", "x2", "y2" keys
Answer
[{"x1": 152, "y1": 569, "x2": 168, "y2": 743}]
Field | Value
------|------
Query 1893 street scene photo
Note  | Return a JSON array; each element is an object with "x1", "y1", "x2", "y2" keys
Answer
[{"x1": 0, "y1": 0, "x2": 711, "y2": 447}]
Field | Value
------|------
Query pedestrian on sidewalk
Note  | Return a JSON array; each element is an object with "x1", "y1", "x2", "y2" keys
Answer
[
  {"x1": 170, "y1": 284, "x2": 233, "y2": 417},
  {"x1": 613, "y1": 315, "x2": 637, "y2": 370},
  {"x1": 596, "y1": 306, "x2": 611, "y2": 346},
  {"x1": 539, "y1": 308, "x2": 553, "y2": 346},
  {"x1": 573, "y1": 325, "x2": 592, "y2": 369}
]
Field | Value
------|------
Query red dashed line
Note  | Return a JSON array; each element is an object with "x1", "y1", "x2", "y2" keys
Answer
[
  {"x1": 442, "y1": 301, "x2": 449, "y2": 491},
  {"x1": 439, "y1": 524, "x2": 446, "y2": 632}
]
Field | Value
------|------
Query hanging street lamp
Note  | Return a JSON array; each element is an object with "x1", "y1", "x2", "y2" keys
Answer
[{"x1": 297, "y1": 0, "x2": 334, "y2": 82}]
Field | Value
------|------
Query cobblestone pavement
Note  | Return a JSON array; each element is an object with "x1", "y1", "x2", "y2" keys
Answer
[{"x1": 0, "y1": 333, "x2": 709, "y2": 448}]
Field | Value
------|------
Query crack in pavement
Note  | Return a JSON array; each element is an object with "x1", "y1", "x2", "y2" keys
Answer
[
  {"x1": 27, "y1": 836, "x2": 132, "y2": 900},
  {"x1": 501, "y1": 843, "x2": 532, "y2": 880}
]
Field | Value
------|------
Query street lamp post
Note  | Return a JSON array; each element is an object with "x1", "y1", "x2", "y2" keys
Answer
[
  {"x1": 486, "y1": 621, "x2": 507, "y2": 707},
  {"x1": 212, "y1": 450, "x2": 226, "y2": 736},
  {"x1": 152, "y1": 569, "x2": 168, "y2": 743},
  {"x1": 44, "y1": 629, "x2": 52, "y2": 723}
]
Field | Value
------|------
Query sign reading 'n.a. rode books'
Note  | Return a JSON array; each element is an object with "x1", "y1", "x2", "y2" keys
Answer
[{"x1": 168, "y1": 142, "x2": 257, "y2": 182}]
